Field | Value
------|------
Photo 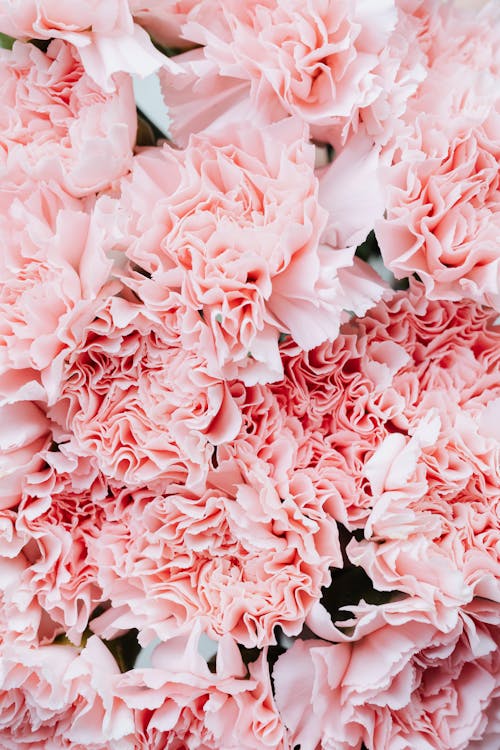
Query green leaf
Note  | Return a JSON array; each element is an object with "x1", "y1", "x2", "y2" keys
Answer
[{"x1": 0, "y1": 33, "x2": 14, "y2": 50}]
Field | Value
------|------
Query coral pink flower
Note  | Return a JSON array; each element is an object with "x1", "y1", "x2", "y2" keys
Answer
[
  {"x1": 0, "y1": 176, "x2": 118, "y2": 405},
  {"x1": 13, "y1": 440, "x2": 109, "y2": 645},
  {"x1": 375, "y1": 2, "x2": 500, "y2": 308},
  {"x1": 0, "y1": 40, "x2": 137, "y2": 196},
  {"x1": 0, "y1": 637, "x2": 134, "y2": 749},
  {"x1": 273, "y1": 604, "x2": 500, "y2": 750},
  {"x1": 343, "y1": 289, "x2": 500, "y2": 626},
  {"x1": 116, "y1": 119, "x2": 383, "y2": 385},
  {"x1": 0, "y1": 0, "x2": 168, "y2": 90},
  {"x1": 160, "y1": 0, "x2": 429, "y2": 156},
  {"x1": 276, "y1": 282, "x2": 500, "y2": 630},
  {"x1": 0, "y1": 0, "x2": 132, "y2": 39},
  {"x1": 118, "y1": 119, "x2": 326, "y2": 385},
  {"x1": 116, "y1": 625, "x2": 289, "y2": 749},
  {"x1": 160, "y1": 0, "x2": 401, "y2": 146},
  {"x1": 88, "y1": 378, "x2": 341, "y2": 647},
  {"x1": 89, "y1": 470, "x2": 340, "y2": 647},
  {"x1": 50, "y1": 296, "x2": 241, "y2": 492}
]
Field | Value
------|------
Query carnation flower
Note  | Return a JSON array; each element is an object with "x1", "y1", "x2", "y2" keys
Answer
[
  {"x1": 0, "y1": 637, "x2": 134, "y2": 749},
  {"x1": 0, "y1": 176, "x2": 118, "y2": 405},
  {"x1": 375, "y1": 1, "x2": 500, "y2": 308},
  {"x1": 0, "y1": 421, "x2": 111, "y2": 648},
  {"x1": 87, "y1": 377, "x2": 340, "y2": 647},
  {"x1": 116, "y1": 625, "x2": 289, "y2": 749},
  {"x1": 160, "y1": 0, "x2": 401, "y2": 147},
  {"x1": 90, "y1": 459, "x2": 340, "y2": 649},
  {"x1": 50, "y1": 296, "x2": 241, "y2": 492},
  {"x1": 276, "y1": 281, "x2": 500, "y2": 630},
  {"x1": 12, "y1": 440, "x2": 109, "y2": 645},
  {"x1": 0, "y1": 0, "x2": 168, "y2": 90},
  {"x1": 116, "y1": 119, "x2": 383, "y2": 386},
  {"x1": 273, "y1": 603, "x2": 500, "y2": 750},
  {"x1": 117, "y1": 119, "x2": 327, "y2": 385},
  {"x1": 0, "y1": 40, "x2": 137, "y2": 196},
  {"x1": 0, "y1": 0, "x2": 133, "y2": 40}
]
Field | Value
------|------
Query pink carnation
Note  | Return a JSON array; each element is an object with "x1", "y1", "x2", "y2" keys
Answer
[
  {"x1": 116, "y1": 119, "x2": 382, "y2": 386},
  {"x1": 0, "y1": 177, "x2": 118, "y2": 405},
  {"x1": 0, "y1": 637, "x2": 134, "y2": 749},
  {"x1": 50, "y1": 296, "x2": 241, "y2": 492},
  {"x1": 13, "y1": 441, "x2": 109, "y2": 645},
  {"x1": 87, "y1": 377, "x2": 341, "y2": 647},
  {"x1": 375, "y1": 2, "x2": 500, "y2": 308},
  {"x1": 118, "y1": 119, "x2": 326, "y2": 385},
  {"x1": 0, "y1": 0, "x2": 133, "y2": 39},
  {"x1": 160, "y1": 0, "x2": 401, "y2": 146},
  {"x1": 273, "y1": 604, "x2": 500, "y2": 750},
  {"x1": 0, "y1": 0, "x2": 167, "y2": 90},
  {"x1": 116, "y1": 626, "x2": 289, "y2": 749},
  {"x1": 89, "y1": 427, "x2": 340, "y2": 647},
  {"x1": 0, "y1": 40, "x2": 137, "y2": 196},
  {"x1": 276, "y1": 282, "x2": 500, "y2": 630},
  {"x1": 0, "y1": 419, "x2": 111, "y2": 647}
]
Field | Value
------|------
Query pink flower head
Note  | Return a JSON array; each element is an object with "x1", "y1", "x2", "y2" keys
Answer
[
  {"x1": 50, "y1": 296, "x2": 241, "y2": 492},
  {"x1": 116, "y1": 625, "x2": 289, "y2": 749},
  {"x1": 375, "y1": 2, "x2": 500, "y2": 308},
  {"x1": 117, "y1": 119, "x2": 377, "y2": 385},
  {"x1": 89, "y1": 465, "x2": 340, "y2": 647},
  {"x1": 277, "y1": 281, "x2": 500, "y2": 631},
  {"x1": 0, "y1": 0, "x2": 133, "y2": 38},
  {"x1": 0, "y1": 176, "x2": 119, "y2": 405},
  {"x1": 160, "y1": 0, "x2": 404, "y2": 147},
  {"x1": 13, "y1": 441, "x2": 109, "y2": 645},
  {"x1": 0, "y1": 637, "x2": 134, "y2": 749},
  {"x1": 88, "y1": 377, "x2": 341, "y2": 647},
  {"x1": 0, "y1": 40, "x2": 137, "y2": 196},
  {"x1": 273, "y1": 605, "x2": 500, "y2": 750},
  {"x1": 0, "y1": 0, "x2": 168, "y2": 90}
]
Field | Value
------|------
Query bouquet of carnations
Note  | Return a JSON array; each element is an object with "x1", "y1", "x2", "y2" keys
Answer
[{"x1": 0, "y1": 0, "x2": 498, "y2": 747}]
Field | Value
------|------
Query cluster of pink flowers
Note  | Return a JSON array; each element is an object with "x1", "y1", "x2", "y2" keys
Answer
[{"x1": 0, "y1": 0, "x2": 498, "y2": 747}]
